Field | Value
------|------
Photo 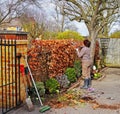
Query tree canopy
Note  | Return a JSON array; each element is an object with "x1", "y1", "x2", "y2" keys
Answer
[{"x1": 57, "y1": 0, "x2": 120, "y2": 63}]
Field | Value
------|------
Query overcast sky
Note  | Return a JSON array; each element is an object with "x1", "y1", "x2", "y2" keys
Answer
[
  {"x1": 41, "y1": 1, "x2": 89, "y2": 36},
  {"x1": 1, "y1": 0, "x2": 119, "y2": 35}
]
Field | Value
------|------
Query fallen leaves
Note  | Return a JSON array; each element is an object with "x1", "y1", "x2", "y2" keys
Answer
[
  {"x1": 45, "y1": 89, "x2": 120, "y2": 110},
  {"x1": 46, "y1": 89, "x2": 85, "y2": 108},
  {"x1": 79, "y1": 99, "x2": 85, "y2": 103},
  {"x1": 92, "y1": 104, "x2": 100, "y2": 109},
  {"x1": 91, "y1": 100, "x2": 120, "y2": 110}
]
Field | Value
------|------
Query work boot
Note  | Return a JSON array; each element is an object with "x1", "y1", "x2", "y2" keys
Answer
[
  {"x1": 80, "y1": 79, "x2": 88, "y2": 89},
  {"x1": 88, "y1": 78, "x2": 92, "y2": 88}
]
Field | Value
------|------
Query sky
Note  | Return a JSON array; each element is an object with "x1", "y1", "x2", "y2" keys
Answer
[
  {"x1": 42, "y1": 1, "x2": 89, "y2": 36},
  {"x1": 73, "y1": 21, "x2": 89, "y2": 36}
]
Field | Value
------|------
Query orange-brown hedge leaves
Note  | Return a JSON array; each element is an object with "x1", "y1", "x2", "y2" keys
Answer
[{"x1": 27, "y1": 39, "x2": 83, "y2": 81}]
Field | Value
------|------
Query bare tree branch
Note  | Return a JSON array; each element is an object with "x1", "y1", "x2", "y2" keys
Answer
[{"x1": 0, "y1": 0, "x2": 43, "y2": 26}]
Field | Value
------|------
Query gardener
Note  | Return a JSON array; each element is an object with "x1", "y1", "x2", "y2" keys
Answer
[{"x1": 76, "y1": 39, "x2": 92, "y2": 89}]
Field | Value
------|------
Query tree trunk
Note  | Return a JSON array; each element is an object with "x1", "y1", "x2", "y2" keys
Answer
[
  {"x1": 61, "y1": 14, "x2": 65, "y2": 32},
  {"x1": 90, "y1": 30, "x2": 97, "y2": 66}
]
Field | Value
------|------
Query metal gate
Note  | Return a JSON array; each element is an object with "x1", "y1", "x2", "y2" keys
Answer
[{"x1": 0, "y1": 39, "x2": 22, "y2": 114}]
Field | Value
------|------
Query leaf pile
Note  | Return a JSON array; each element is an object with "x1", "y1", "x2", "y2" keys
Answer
[
  {"x1": 27, "y1": 39, "x2": 83, "y2": 81},
  {"x1": 47, "y1": 89, "x2": 83, "y2": 108}
]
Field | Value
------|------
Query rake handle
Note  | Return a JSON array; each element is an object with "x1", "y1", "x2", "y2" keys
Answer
[{"x1": 24, "y1": 56, "x2": 43, "y2": 106}]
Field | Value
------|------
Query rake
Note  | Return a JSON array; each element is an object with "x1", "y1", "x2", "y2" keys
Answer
[{"x1": 24, "y1": 56, "x2": 51, "y2": 113}]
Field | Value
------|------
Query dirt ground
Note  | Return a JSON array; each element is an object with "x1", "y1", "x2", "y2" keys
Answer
[{"x1": 5, "y1": 67, "x2": 120, "y2": 114}]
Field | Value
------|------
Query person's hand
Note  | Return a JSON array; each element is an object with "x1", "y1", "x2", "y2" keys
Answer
[{"x1": 76, "y1": 48, "x2": 79, "y2": 52}]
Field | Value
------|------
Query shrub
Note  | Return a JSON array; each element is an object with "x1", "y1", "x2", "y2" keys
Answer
[
  {"x1": 57, "y1": 30, "x2": 84, "y2": 40},
  {"x1": 109, "y1": 30, "x2": 120, "y2": 38},
  {"x1": 74, "y1": 60, "x2": 82, "y2": 78},
  {"x1": 93, "y1": 72, "x2": 102, "y2": 79},
  {"x1": 56, "y1": 74, "x2": 70, "y2": 89},
  {"x1": 65, "y1": 67, "x2": 77, "y2": 83},
  {"x1": 45, "y1": 78, "x2": 60, "y2": 94},
  {"x1": 28, "y1": 82, "x2": 45, "y2": 99}
]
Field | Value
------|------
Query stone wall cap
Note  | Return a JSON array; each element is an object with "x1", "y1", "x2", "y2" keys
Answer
[{"x1": 0, "y1": 30, "x2": 28, "y2": 35}]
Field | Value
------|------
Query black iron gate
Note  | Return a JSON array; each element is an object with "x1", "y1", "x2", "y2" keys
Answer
[{"x1": 0, "y1": 39, "x2": 22, "y2": 114}]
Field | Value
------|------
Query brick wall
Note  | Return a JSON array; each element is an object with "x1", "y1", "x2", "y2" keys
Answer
[{"x1": 0, "y1": 40, "x2": 28, "y2": 107}]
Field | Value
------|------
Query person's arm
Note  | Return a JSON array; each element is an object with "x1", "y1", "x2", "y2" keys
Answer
[{"x1": 76, "y1": 47, "x2": 85, "y2": 58}]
